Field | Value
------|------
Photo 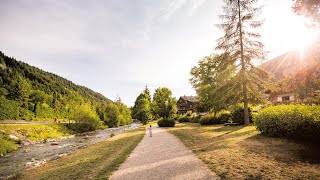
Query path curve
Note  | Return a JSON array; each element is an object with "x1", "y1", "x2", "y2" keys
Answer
[{"x1": 110, "y1": 126, "x2": 219, "y2": 180}]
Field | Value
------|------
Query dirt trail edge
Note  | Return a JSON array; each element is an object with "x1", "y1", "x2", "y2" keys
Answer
[{"x1": 110, "y1": 126, "x2": 220, "y2": 180}]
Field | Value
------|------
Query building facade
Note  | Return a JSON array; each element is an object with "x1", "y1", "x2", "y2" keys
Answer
[
  {"x1": 176, "y1": 96, "x2": 198, "y2": 114},
  {"x1": 270, "y1": 92, "x2": 296, "y2": 104}
]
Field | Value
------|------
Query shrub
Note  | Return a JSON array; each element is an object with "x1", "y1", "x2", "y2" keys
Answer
[
  {"x1": 255, "y1": 105, "x2": 320, "y2": 141},
  {"x1": 0, "y1": 137, "x2": 17, "y2": 156},
  {"x1": 178, "y1": 116, "x2": 190, "y2": 123},
  {"x1": 199, "y1": 113, "x2": 219, "y2": 125},
  {"x1": 71, "y1": 118, "x2": 100, "y2": 133},
  {"x1": 190, "y1": 115, "x2": 200, "y2": 123},
  {"x1": 231, "y1": 106, "x2": 253, "y2": 124},
  {"x1": 158, "y1": 118, "x2": 175, "y2": 127},
  {"x1": 178, "y1": 112, "x2": 199, "y2": 123},
  {"x1": 69, "y1": 104, "x2": 101, "y2": 133},
  {"x1": 216, "y1": 111, "x2": 231, "y2": 124}
]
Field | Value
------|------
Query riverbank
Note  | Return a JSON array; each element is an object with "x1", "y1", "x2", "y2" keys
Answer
[
  {"x1": 16, "y1": 125, "x2": 145, "y2": 179},
  {"x1": 0, "y1": 123, "x2": 75, "y2": 156},
  {"x1": 0, "y1": 123, "x2": 142, "y2": 179}
]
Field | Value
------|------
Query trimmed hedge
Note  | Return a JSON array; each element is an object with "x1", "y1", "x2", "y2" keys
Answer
[
  {"x1": 255, "y1": 105, "x2": 320, "y2": 141},
  {"x1": 158, "y1": 118, "x2": 175, "y2": 127}
]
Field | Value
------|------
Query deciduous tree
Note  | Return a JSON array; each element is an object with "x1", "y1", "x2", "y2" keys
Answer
[
  {"x1": 152, "y1": 87, "x2": 177, "y2": 119},
  {"x1": 190, "y1": 53, "x2": 235, "y2": 113}
]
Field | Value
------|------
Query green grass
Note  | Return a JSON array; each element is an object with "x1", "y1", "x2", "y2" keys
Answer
[
  {"x1": 0, "y1": 124, "x2": 75, "y2": 155},
  {"x1": 168, "y1": 123, "x2": 320, "y2": 179},
  {"x1": 18, "y1": 126, "x2": 146, "y2": 180},
  {"x1": 0, "y1": 124, "x2": 74, "y2": 142},
  {"x1": 0, "y1": 136, "x2": 17, "y2": 156}
]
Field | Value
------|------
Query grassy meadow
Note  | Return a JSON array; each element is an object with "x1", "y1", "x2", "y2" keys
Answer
[{"x1": 168, "y1": 123, "x2": 320, "y2": 179}]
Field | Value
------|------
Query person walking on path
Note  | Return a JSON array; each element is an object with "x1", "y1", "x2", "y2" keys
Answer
[
  {"x1": 110, "y1": 126, "x2": 219, "y2": 180},
  {"x1": 149, "y1": 125, "x2": 152, "y2": 137}
]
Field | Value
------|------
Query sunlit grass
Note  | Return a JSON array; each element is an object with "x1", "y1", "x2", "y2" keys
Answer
[
  {"x1": 0, "y1": 136, "x2": 17, "y2": 156},
  {"x1": 0, "y1": 124, "x2": 74, "y2": 142},
  {"x1": 18, "y1": 126, "x2": 146, "y2": 180},
  {"x1": 168, "y1": 123, "x2": 320, "y2": 179}
]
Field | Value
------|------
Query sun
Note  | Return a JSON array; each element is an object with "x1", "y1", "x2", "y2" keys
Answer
[
  {"x1": 294, "y1": 24, "x2": 317, "y2": 56},
  {"x1": 262, "y1": 8, "x2": 318, "y2": 58}
]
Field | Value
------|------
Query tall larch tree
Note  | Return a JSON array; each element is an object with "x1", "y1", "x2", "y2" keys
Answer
[{"x1": 216, "y1": 0, "x2": 269, "y2": 125}]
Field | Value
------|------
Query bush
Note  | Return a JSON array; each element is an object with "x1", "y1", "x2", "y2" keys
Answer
[
  {"x1": 69, "y1": 104, "x2": 101, "y2": 133},
  {"x1": 178, "y1": 112, "x2": 199, "y2": 123},
  {"x1": 231, "y1": 106, "x2": 253, "y2": 124},
  {"x1": 178, "y1": 116, "x2": 190, "y2": 123},
  {"x1": 190, "y1": 115, "x2": 200, "y2": 123},
  {"x1": 216, "y1": 111, "x2": 231, "y2": 124},
  {"x1": 71, "y1": 118, "x2": 100, "y2": 133},
  {"x1": 255, "y1": 105, "x2": 320, "y2": 141},
  {"x1": 199, "y1": 113, "x2": 219, "y2": 125},
  {"x1": 0, "y1": 137, "x2": 17, "y2": 156},
  {"x1": 158, "y1": 118, "x2": 175, "y2": 127}
]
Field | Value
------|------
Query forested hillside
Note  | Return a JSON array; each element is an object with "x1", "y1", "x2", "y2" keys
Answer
[
  {"x1": 260, "y1": 42, "x2": 320, "y2": 81},
  {"x1": 260, "y1": 43, "x2": 320, "y2": 103},
  {"x1": 275, "y1": 63, "x2": 320, "y2": 103},
  {"x1": 0, "y1": 51, "x2": 131, "y2": 127}
]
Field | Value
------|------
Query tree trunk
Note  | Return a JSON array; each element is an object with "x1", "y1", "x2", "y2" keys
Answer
[{"x1": 237, "y1": 0, "x2": 250, "y2": 125}]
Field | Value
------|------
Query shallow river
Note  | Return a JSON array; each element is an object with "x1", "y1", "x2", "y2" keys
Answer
[{"x1": 0, "y1": 123, "x2": 142, "y2": 178}]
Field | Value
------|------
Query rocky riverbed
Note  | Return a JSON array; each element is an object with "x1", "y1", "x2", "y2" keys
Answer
[{"x1": 0, "y1": 123, "x2": 142, "y2": 179}]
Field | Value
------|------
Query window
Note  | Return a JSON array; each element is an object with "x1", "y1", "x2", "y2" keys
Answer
[{"x1": 282, "y1": 96, "x2": 290, "y2": 101}]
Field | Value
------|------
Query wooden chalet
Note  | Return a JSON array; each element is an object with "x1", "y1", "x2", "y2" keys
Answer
[{"x1": 177, "y1": 96, "x2": 198, "y2": 114}]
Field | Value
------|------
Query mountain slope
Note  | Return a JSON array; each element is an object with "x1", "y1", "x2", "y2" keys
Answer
[
  {"x1": 260, "y1": 39, "x2": 320, "y2": 81},
  {"x1": 0, "y1": 51, "x2": 112, "y2": 120},
  {"x1": 260, "y1": 44, "x2": 320, "y2": 103},
  {"x1": 260, "y1": 51, "x2": 319, "y2": 80}
]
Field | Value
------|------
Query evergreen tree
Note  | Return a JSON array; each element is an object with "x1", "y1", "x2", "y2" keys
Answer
[
  {"x1": 216, "y1": 0, "x2": 269, "y2": 125},
  {"x1": 132, "y1": 88, "x2": 152, "y2": 124},
  {"x1": 143, "y1": 85, "x2": 151, "y2": 102}
]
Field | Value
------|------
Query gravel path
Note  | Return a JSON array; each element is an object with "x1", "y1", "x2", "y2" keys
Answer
[{"x1": 110, "y1": 126, "x2": 219, "y2": 180}]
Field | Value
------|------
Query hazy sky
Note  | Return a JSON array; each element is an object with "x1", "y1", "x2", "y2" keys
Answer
[{"x1": 0, "y1": 0, "x2": 312, "y2": 106}]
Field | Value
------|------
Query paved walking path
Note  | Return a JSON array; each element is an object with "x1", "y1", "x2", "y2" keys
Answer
[{"x1": 110, "y1": 126, "x2": 219, "y2": 180}]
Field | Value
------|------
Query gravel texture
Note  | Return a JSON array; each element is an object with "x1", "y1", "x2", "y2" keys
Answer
[{"x1": 110, "y1": 126, "x2": 220, "y2": 180}]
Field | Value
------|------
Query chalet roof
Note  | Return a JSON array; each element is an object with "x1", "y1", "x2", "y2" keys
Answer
[
  {"x1": 270, "y1": 91, "x2": 296, "y2": 97},
  {"x1": 180, "y1": 96, "x2": 198, "y2": 103}
]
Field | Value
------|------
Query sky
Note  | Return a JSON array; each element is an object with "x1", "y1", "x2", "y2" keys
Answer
[{"x1": 0, "y1": 0, "x2": 314, "y2": 106}]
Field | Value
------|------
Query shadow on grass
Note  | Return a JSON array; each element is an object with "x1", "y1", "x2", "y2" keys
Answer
[{"x1": 243, "y1": 134, "x2": 320, "y2": 164}]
